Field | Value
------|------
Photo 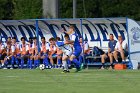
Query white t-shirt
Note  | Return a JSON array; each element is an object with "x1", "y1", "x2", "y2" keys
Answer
[{"x1": 115, "y1": 40, "x2": 128, "y2": 51}]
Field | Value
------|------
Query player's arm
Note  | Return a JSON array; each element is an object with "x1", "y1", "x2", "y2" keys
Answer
[
  {"x1": 11, "y1": 45, "x2": 15, "y2": 56},
  {"x1": 64, "y1": 34, "x2": 75, "y2": 44},
  {"x1": 25, "y1": 44, "x2": 29, "y2": 55},
  {"x1": 114, "y1": 42, "x2": 119, "y2": 52}
]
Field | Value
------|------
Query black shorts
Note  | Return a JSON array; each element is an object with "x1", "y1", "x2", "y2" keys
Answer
[
  {"x1": 0, "y1": 53, "x2": 7, "y2": 60},
  {"x1": 118, "y1": 50, "x2": 128, "y2": 57}
]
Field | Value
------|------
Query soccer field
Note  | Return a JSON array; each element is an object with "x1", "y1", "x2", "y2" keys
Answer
[{"x1": 0, "y1": 69, "x2": 140, "y2": 93}]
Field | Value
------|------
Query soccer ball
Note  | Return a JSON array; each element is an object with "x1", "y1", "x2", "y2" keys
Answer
[{"x1": 39, "y1": 64, "x2": 45, "y2": 70}]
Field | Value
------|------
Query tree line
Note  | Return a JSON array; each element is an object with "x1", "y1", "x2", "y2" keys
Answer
[{"x1": 0, "y1": 0, "x2": 140, "y2": 20}]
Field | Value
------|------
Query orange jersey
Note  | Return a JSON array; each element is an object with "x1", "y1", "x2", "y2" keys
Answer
[
  {"x1": 40, "y1": 42, "x2": 49, "y2": 53},
  {"x1": 48, "y1": 45, "x2": 56, "y2": 55},
  {"x1": 28, "y1": 43, "x2": 33, "y2": 54},
  {"x1": 32, "y1": 43, "x2": 38, "y2": 54},
  {"x1": 11, "y1": 43, "x2": 20, "y2": 55},
  {"x1": 0, "y1": 44, "x2": 5, "y2": 53},
  {"x1": 56, "y1": 47, "x2": 63, "y2": 55},
  {"x1": 20, "y1": 43, "x2": 28, "y2": 55}
]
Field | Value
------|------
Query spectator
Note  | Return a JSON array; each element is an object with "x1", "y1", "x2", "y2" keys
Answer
[
  {"x1": 113, "y1": 35, "x2": 128, "y2": 62},
  {"x1": 101, "y1": 34, "x2": 117, "y2": 69}
]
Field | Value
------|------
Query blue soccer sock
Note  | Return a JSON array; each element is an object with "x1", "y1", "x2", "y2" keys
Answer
[
  {"x1": 21, "y1": 58, "x2": 24, "y2": 69},
  {"x1": 36, "y1": 60, "x2": 39, "y2": 67},
  {"x1": 67, "y1": 59, "x2": 71, "y2": 66},
  {"x1": 11, "y1": 56, "x2": 15, "y2": 65},
  {"x1": 15, "y1": 58, "x2": 19, "y2": 64},
  {"x1": 34, "y1": 60, "x2": 37, "y2": 68},
  {"x1": 43, "y1": 57, "x2": 49, "y2": 66},
  {"x1": 27, "y1": 59, "x2": 30, "y2": 68},
  {"x1": 79, "y1": 55, "x2": 83, "y2": 63},
  {"x1": 72, "y1": 58, "x2": 81, "y2": 69},
  {"x1": 29, "y1": 59, "x2": 33, "y2": 69},
  {"x1": 58, "y1": 59, "x2": 62, "y2": 67}
]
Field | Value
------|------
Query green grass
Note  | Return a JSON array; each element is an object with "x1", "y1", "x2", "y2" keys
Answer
[{"x1": 0, "y1": 69, "x2": 140, "y2": 93}]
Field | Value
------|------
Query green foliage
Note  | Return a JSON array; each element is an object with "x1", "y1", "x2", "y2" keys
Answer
[
  {"x1": 59, "y1": 0, "x2": 140, "y2": 20},
  {"x1": 13, "y1": 0, "x2": 42, "y2": 19},
  {"x1": 0, "y1": 0, "x2": 42, "y2": 20},
  {"x1": 0, "y1": 0, "x2": 140, "y2": 20},
  {"x1": 0, "y1": 0, "x2": 15, "y2": 20}
]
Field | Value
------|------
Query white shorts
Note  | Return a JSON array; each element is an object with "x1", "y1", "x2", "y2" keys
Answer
[{"x1": 63, "y1": 49, "x2": 72, "y2": 57}]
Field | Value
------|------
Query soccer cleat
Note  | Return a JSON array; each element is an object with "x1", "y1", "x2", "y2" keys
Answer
[
  {"x1": 75, "y1": 68, "x2": 82, "y2": 72},
  {"x1": 100, "y1": 66, "x2": 105, "y2": 70},
  {"x1": 80, "y1": 63, "x2": 84, "y2": 69},
  {"x1": 61, "y1": 70, "x2": 70, "y2": 73},
  {"x1": 3, "y1": 67, "x2": 7, "y2": 69},
  {"x1": 108, "y1": 66, "x2": 113, "y2": 70},
  {"x1": 10, "y1": 67, "x2": 14, "y2": 69}
]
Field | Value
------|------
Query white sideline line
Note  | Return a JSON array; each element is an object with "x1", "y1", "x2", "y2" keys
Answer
[{"x1": 4, "y1": 76, "x2": 19, "y2": 78}]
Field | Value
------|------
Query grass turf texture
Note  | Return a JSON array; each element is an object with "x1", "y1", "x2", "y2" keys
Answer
[{"x1": 0, "y1": 69, "x2": 140, "y2": 93}]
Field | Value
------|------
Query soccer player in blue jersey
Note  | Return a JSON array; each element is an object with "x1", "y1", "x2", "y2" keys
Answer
[{"x1": 64, "y1": 25, "x2": 82, "y2": 72}]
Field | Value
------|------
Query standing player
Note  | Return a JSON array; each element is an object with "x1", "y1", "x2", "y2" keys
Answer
[
  {"x1": 56, "y1": 34, "x2": 73, "y2": 73},
  {"x1": 64, "y1": 25, "x2": 82, "y2": 72}
]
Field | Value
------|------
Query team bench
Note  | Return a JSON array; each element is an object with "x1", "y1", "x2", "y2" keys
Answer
[{"x1": 84, "y1": 47, "x2": 131, "y2": 69}]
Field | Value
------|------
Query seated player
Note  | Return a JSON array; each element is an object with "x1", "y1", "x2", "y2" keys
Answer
[
  {"x1": 0, "y1": 40, "x2": 6, "y2": 68},
  {"x1": 48, "y1": 37, "x2": 57, "y2": 68},
  {"x1": 56, "y1": 37, "x2": 63, "y2": 68},
  {"x1": 113, "y1": 35, "x2": 128, "y2": 63},
  {"x1": 101, "y1": 34, "x2": 117, "y2": 69},
  {"x1": 10, "y1": 37, "x2": 20, "y2": 69},
  {"x1": 27, "y1": 37, "x2": 34, "y2": 69},
  {"x1": 19, "y1": 37, "x2": 29, "y2": 69},
  {"x1": 56, "y1": 34, "x2": 73, "y2": 73},
  {"x1": 32, "y1": 37, "x2": 40, "y2": 69},
  {"x1": 79, "y1": 37, "x2": 90, "y2": 65},
  {"x1": 2, "y1": 41, "x2": 12, "y2": 69},
  {"x1": 39, "y1": 37, "x2": 50, "y2": 68}
]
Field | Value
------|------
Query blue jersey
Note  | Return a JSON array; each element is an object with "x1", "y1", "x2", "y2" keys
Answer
[
  {"x1": 108, "y1": 40, "x2": 117, "y2": 53},
  {"x1": 69, "y1": 33, "x2": 81, "y2": 49}
]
